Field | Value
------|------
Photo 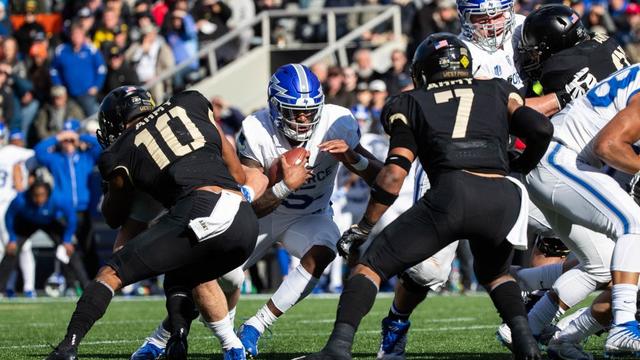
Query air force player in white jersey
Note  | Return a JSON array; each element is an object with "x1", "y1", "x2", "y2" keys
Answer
[{"x1": 525, "y1": 63, "x2": 640, "y2": 356}]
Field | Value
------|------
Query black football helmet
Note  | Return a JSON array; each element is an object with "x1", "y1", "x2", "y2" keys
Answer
[
  {"x1": 519, "y1": 4, "x2": 588, "y2": 76},
  {"x1": 97, "y1": 86, "x2": 155, "y2": 149},
  {"x1": 411, "y1": 33, "x2": 473, "y2": 88}
]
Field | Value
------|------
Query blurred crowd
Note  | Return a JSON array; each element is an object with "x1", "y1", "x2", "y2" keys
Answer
[{"x1": 0, "y1": 0, "x2": 639, "y2": 298}]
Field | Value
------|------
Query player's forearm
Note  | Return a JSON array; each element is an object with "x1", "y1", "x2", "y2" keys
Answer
[
  {"x1": 363, "y1": 165, "x2": 406, "y2": 225},
  {"x1": 525, "y1": 94, "x2": 560, "y2": 117},
  {"x1": 343, "y1": 147, "x2": 383, "y2": 185},
  {"x1": 595, "y1": 140, "x2": 640, "y2": 174},
  {"x1": 242, "y1": 165, "x2": 268, "y2": 200},
  {"x1": 251, "y1": 188, "x2": 283, "y2": 218}
]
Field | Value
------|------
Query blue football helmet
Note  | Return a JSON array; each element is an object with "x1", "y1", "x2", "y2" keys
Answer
[
  {"x1": 457, "y1": 0, "x2": 515, "y2": 53},
  {"x1": 268, "y1": 64, "x2": 324, "y2": 142}
]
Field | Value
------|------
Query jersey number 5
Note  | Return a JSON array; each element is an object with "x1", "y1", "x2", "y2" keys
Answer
[
  {"x1": 434, "y1": 88, "x2": 474, "y2": 139},
  {"x1": 134, "y1": 106, "x2": 205, "y2": 169}
]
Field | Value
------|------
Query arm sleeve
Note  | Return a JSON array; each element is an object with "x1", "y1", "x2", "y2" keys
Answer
[
  {"x1": 509, "y1": 106, "x2": 553, "y2": 173},
  {"x1": 34, "y1": 136, "x2": 59, "y2": 166}
]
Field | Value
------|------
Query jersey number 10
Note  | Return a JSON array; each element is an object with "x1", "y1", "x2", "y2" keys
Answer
[
  {"x1": 434, "y1": 88, "x2": 474, "y2": 139},
  {"x1": 134, "y1": 106, "x2": 206, "y2": 169}
]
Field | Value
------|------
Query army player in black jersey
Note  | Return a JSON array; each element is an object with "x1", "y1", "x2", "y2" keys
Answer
[
  {"x1": 519, "y1": 4, "x2": 630, "y2": 105},
  {"x1": 299, "y1": 33, "x2": 553, "y2": 360},
  {"x1": 45, "y1": 86, "x2": 260, "y2": 360}
]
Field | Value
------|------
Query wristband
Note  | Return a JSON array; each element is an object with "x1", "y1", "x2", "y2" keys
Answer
[
  {"x1": 272, "y1": 180, "x2": 292, "y2": 199},
  {"x1": 240, "y1": 185, "x2": 255, "y2": 203},
  {"x1": 352, "y1": 154, "x2": 369, "y2": 171}
]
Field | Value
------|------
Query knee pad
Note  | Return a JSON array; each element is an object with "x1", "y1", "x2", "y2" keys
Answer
[
  {"x1": 612, "y1": 234, "x2": 640, "y2": 273},
  {"x1": 400, "y1": 271, "x2": 431, "y2": 293},
  {"x1": 219, "y1": 267, "x2": 244, "y2": 293}
]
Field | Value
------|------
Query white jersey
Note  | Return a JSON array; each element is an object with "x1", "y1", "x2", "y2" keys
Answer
[
  {"x1": 459, "y1": 14, "x2": 525, "y2": 89},
  {"x1": 0, "y1": 145, "x2": 34, "y2": 203},
  {"x1": 552, "y1": 63, "x2": 640, "y2": 167},
  {"x1": 239, "y1": 104, "x2": 360, "y2": 215}
]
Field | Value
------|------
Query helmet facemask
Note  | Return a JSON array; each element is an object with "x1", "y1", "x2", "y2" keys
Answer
[
  {"x1": 271, "y1": 97, "x2": 323, "y2": 142},
  {"x1": 460, "y1": 0, "x2": 515, "y2": 53}
]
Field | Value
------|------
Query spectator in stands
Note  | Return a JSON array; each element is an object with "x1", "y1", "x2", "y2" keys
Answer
[
  {"x1": 126, "y1": 23, "x2": 174, "y2": 102},
  {"x1": 0, "y1": 180, "x2": 90, "y2": 296},
  {"x1": 14, "y1": 0, "x2": 45, "y2": 57},
  {"x1": 31, "y1": 86, "x2": 84, "y2": 145},
  {"x1": 311, "y1": 62, "x2": 329, "y2": 85},
  {"x1": 623, "y1": 2, "x2": 640, "y2": 62},
  {"x1": 34, "y1": 120, "x2": 102, "y2": 276},
  {"x1": 352, "y1": 48, "x2": 383, "y2": 83},
  {"x1": 93, "y1": 8, "x2": 128, "y2": 52},
  {"x1": 3, "y1": 37, "x2": 27, "y2": 79},
  {"x1": 325, "y1": 66, "x2": 353, "y2": 108},
  {"x1": 0, "y1": 2, "x2": 11, "y2": 37},
  {"x1": 76, "y1": 7, "x2": 97, "y2": 35},
  {"x1": 0, "y1": 65, "x2": 15, "y2": 131},
  {"x1": 163, "y1": 8, "x2": 199, "y2": 91},
  {"x1": 342, "y1": 67, "x2": 358, "y2": 107},
  {"x1": 105, "y1": 0, "x2": 133, "y2": 28},
  {"x1": 211, "y1": 96, "x2": 244, "y2": 140},
  {"x1": 227, "y1": 0, "x2": 256, "y2": 56},
  {"x1": 129, "y1": 3, "x2": 154, "y2": 44},
  {"x1": 383, "y1": 49, "x2": 410, "y2": 96},
  {"x1": 407, "y1": 0, "x2": 438, "y2": 57},
  {"x1": 351, "y1": 102, "x2": 374, "y2": 134},
  {"x1": 585, "y1": 1, "x2": 617, "y2": 34},
  {"x1": 434, "y1": 0, "x2": 461, "y2": 34},
  {"x1": 27, "y1": 38, "x2": 51, "y2": 104},
  {"x1": 51, "y1": 22, "x2": 107, "y2": 117},
  {"x1": 102, "y1": 45, "x2": 140, "y2": 96},
  {"x1": 193, "y1": 0, "x2": 235, "y2": 64},
  {"x1": 152, "y1": 0, "x2": 171, "y2": 27},
  {"x1": 368, "y1": 79, "x2": 387, "y2": 134}
]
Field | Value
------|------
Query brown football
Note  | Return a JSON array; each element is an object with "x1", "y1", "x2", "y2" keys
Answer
[{"x1": 267, "y1": 147, "x2": 308, "y2": 186}]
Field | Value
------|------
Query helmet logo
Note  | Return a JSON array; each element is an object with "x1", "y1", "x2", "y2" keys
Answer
[{"x1": 460, "y1": 55, "x2": 470, "y2": 68}]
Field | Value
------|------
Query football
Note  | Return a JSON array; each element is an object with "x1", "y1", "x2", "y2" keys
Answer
[{"x1": 267, "y1": 147, "x2": 308, "y2": 186}]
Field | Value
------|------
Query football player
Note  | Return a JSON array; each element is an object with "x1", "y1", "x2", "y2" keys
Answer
[
  {"x1": 130, "y1": 64, "x2": 383, "y2": 359},
  {"x1": 0, "y1": 124, "x2": 36, "y2": 298},
  {"x1": 300, "y1": 33, "x2": 553, "y2": 360},
  {"x1": 524, "y1": 63, "x2": 640, "y2": 358},
  {"x1": 45, "y1": 86, "x2": 262, "y2": 360}
]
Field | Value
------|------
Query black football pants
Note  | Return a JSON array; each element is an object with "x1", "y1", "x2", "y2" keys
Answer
[{"x1": 361, "y1": 170, "x2": 521, "y2": 285}]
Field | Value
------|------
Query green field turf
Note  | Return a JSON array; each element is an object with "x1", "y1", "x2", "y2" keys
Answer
[{"x1": 0, "y1": 293, "x2": 606, "y2": 359}]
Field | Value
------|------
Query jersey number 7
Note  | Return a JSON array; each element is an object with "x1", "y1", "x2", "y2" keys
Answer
[{"x1": 434, "y1": 88, "x2": 474, "y2": 139}]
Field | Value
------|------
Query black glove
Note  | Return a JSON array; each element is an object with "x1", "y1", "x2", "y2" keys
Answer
[{"x1": 337, "y1": 220, "x2": 374, "y2": 259}]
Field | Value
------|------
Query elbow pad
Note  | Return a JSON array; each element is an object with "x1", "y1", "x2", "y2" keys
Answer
[{"x1": 511, "y1": 106, "x2": 553, "y2": 140}]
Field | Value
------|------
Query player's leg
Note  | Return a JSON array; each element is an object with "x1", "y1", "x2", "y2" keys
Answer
[
  {"x1": 527, "y1": 144, "x2": 640, "y2": 354},
  {"x1": 18, "y1": 239, "x2": 35, "y2": 297},
  {"x1": 47, "y1": 192, "x2": 258, "y2": 359},
  {"x1": 239, "y1": 214, "x2": 338, "y2": 356},
  {"x1": 377, "y1": 241, "x2": 458, "y2": 360}
]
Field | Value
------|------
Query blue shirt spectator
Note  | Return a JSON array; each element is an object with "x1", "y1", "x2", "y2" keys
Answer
[
  {"x1": 50, "y1": 23, "x2": 106, "y2": 116},
  {"x1": 5, "y1": 187, "x2": 77, "y2": 244},
  {"x1": 34, "y1": 121, "x2": 102, "y2": 213}
]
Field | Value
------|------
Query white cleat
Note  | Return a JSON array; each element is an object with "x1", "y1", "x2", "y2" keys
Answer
[
  {"x1": 605, "y1": 321, "x2": 640, "y2": 358},
  {"x1": 555, "y1": 307, "x2": 589, "y2": 334},
  {"x1": 496, "y1": 323, "x2": 513, "y2": 351}
]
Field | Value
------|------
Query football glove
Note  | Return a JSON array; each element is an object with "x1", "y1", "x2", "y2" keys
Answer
[
  {"x1": 337, "y1": 221, "x2": 373, "y2": 258},
  {"x1": 565, "y1": 67, "x2": 597, "y2": 100}
]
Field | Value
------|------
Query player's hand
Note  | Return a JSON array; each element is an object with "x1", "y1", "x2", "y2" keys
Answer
[
  {"x1": 63, "y1": 243, "x2": 75, "y2": 257},
  {"x1": 318, "y1": 140, "x2": 357, "y2": 164},
  {"x1": 281, "y1": 151, "x2": 311, "y2": 191},
  {"x1": 565, "y1": 67, "x2": 597, "y2": 100},
  {"x1": 5, "y1": 242, "x2": 17, "y2": 256},
  {"x1": 337, "y1": 223, "x2": 371, "y2": 259}
]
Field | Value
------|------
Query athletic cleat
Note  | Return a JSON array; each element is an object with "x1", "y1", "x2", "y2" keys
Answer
[
  {"x1": 547, "y1": 340, "x2": 593, "y2": 360},
  {"x1": 238, "y1": 324, "x2": 261, "y2": 358},
  {"x1": 44, "y1": 346, "x2": 77, "y2": 360},
  {"x1": 165, "y1": 328, "x2": 188, "y2": 360},
  {"x1": 496, "y1": 323, "x2": 513, "y2": 351},
  {"x1": 130, "y1": 340, "x2": 165, "y2": 360},
  {"x1": 604, "y1": 321, "x2": 640, "y2": 358},
  {"x1": 223, "y1": 347, "x2": 247, "y2": 360},
  {"x1": 24, "y1": 290, "x2": 36, "y2": 299},
  {"x1": 377, "y1": 317, "x2": 410, "y2": 359}
]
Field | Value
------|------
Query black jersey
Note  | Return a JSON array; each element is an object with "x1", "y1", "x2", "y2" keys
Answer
[
  {"x1": 382, "y1": 78, "x2": 521, "y2": 179},
  {"x1": 98, "y1": 90, "x2": 239, "y2": 207},
  {"x1": 539, "y1": 33, "x2": 630, "y2": 95}
]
